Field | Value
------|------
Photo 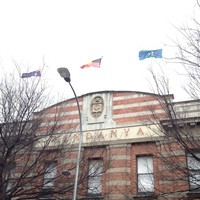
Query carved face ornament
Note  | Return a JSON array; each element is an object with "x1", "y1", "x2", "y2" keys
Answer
[{"x1": 90, "y1": 96, "x2": 104, "y2": 118}]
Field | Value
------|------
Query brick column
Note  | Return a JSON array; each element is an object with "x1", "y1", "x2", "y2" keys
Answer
[{"x1": 105, "y1": 144, "x2": 132, "y2": 200}]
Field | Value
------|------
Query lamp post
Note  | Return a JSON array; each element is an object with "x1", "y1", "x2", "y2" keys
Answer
[{"x1": 57, "y1": 67, "x2": 83, "y2": 200}]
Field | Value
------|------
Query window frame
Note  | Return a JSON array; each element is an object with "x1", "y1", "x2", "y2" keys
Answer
[
  {"x1": 42, "y1": 161, "x2": 57, "y2": 189},
  {"x1": 136, "y1": 155, "x2": 154, "y2": 195},
  {"x1": 87, "y1": 158, "x2": 103, "y2": 196},
  {"x1": 186, "y1": 150, "x2": 200, "y2": 191},
  {"x1": 6, "y1": 162, "x2": 16, "y2": 193}
]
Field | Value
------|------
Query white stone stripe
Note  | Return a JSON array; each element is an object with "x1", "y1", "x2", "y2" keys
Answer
[
  {"x1": 39, "y1": 101, "x2": 83, "y2": 115},
  {"x1": 40, "y1": 119, "x2": 79, "y2": 127},
  {"x1": 107, "y1": 168, "x2": 131, "y2": 173},
  {"x1": 113, "y1": 100, "x2": 160, "y2": 109},
  {"x1": 40, "y1": 110, "x2": 79, "y2": 118},
  {"x1": 56, "y1": 101, "x2": 83, "y2": 108},
  {"x1": 113, "y1": 109, "x2": 165, "y2": 119},
  {"x1": 113, "y1": 94, "x2": 148, "y2": 100},
  {"x1": 111, "y1": 155, "x2": 131, "y2": 160},
  {"x1": 106, "y1": 181, "x2": 131, "y2": 186}
]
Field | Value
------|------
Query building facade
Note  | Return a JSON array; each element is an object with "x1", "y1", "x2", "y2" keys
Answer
[{"x1": 33, "y1": 90, "x2": 200, "y2": 200}]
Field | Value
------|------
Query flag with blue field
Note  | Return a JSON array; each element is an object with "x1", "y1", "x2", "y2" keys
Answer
[{"x1": 139, "y1": 49, "x2": 162, "y2": 60}]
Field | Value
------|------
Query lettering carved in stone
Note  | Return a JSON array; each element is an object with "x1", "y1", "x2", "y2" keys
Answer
[{"x1": 90, "y1": 96, "x2": 104, "y2": 118}]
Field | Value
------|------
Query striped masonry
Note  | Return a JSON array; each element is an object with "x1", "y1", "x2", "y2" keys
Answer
[
  {"x1": 112, "y1": 92, "x2": 166, "y2": 124},
  {"x1": 36, "y1": 91, "x2": 168, "y2": 133}
]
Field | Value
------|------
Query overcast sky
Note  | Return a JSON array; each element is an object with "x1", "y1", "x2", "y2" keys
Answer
[{"x1": 0, "y1": 0, "x2": 197, "y2": 102}]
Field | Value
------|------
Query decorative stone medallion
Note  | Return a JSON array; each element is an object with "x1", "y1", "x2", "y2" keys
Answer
[{"x1": 90, "y1": 96, "x2": 104, "y2": 118}]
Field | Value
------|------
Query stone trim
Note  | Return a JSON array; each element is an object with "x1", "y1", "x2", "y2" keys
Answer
[
  {"x1": 106, "y1": 180, "x2": 131, "y2": 186},
  {"x1": 107, "y1": 167, "x2": 131, "y2": 173}
]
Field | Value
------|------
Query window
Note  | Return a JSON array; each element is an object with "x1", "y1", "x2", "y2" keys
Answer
[
  {"x1": 88, "y1": 159, "x2": 103, "y2": 195},
  {"x1": 137, "y1": 156, "x2": 154, "y2": 194},
  {"x1": 43, "y1": 162, "x2": 57, "y2": 189},
  {"x1": 187, "y1": 152, "x2": 200, "y2": 191},
  {"x1": 6, "y1": 164, "x2": 15, "y2": 193}
]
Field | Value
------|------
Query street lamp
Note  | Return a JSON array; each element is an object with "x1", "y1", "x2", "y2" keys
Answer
[{"x1": 57, "y1": 67, "x2": 83, "y2": 200}]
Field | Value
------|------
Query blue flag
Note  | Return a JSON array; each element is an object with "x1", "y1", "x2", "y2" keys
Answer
[
  {"x1": 139, "y1": 49, "x2": 162, "y2": 60},
  {"x1": 21, "y1": 70, "x2": 41, "y2": 78}
]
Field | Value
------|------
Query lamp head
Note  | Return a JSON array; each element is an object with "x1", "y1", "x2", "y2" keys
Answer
[{"x1": 57, "y1": 67, "x2": 71, "y2": 82}]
